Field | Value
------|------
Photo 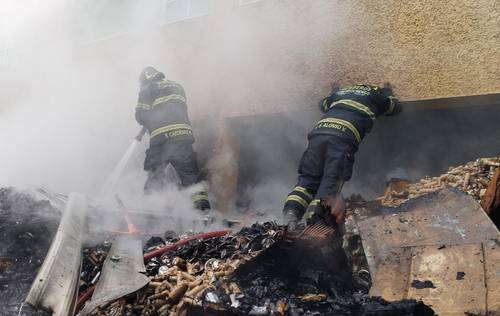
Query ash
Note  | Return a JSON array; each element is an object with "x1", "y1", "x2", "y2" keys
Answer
[
  {"x1": 0, "y1": 188, "x2": 59, "y2": 316},
  {"x1": 206, "y1": 230, "x2": 433, "y2": 316}
]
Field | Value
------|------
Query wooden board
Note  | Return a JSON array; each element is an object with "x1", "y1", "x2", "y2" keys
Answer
[
  {"x1": 358, "y1": 188, "x2": 499, "y2": 273},
  {"x1": 368, "y1": 247, "x2": 411, "y2": 301},
  {"x1": 484, "y1": 239, "x2": 500, "y2": 314},
  {"x1": 358, "y1": 188, "x2": 500, "y2": 315},
  {"x1": 408, "y1": 244, "x2": 486, "y2": 316}
]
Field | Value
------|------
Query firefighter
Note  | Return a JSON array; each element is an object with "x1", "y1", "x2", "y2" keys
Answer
[
  {"x1": 283, "y1": 83, "x2": 402, "y2": 230},
  {"x1": 135, "y1": 66, "x2": 210, "y2": 211}
]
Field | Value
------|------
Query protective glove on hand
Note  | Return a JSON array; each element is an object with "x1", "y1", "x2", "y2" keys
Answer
[
  {"x1": 380, "y1": 82, "x2": 403, "y2": 116},
  {"x1": 324, "y1": 194, "x2": 346, "y2": 225},
  {"x1": 304, "y1": 202, "x2": 324, "y2": 226},
  {"x1": 387, "y1": 96, "x2": 403, "y2": 116}
]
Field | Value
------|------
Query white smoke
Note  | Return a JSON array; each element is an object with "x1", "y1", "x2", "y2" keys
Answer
[
  {"x1": 1, "y1": 1, "x2": 333, "y2": 221},
  {"x1": 1, "y1": 0, "x2": 448, "y2": 227}
]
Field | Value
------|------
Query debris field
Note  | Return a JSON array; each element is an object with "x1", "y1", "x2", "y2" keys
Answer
[
  {"x1": 81, "y1": 223, "x2": 434, "y2": 316},
  {"x1": 4, "y1": 156, "x2": 500, "y2": 316}
]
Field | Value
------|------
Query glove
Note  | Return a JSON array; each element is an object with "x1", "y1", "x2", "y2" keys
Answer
[
  {"x1": 283, "y1": 209, "x2": 300, "y2": 232},
  {"x1": 386, "y1": 96, "x2": 402, "y2": 116},
  {"x1": 304, "y1": 201, "x2": 324, "y2": 226},
  {"x1": 324, "y1": 194, "x2": 346, "y2": 225}
]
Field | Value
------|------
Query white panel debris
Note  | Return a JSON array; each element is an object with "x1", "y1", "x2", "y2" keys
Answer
[{"x1": 26, "y1": 193, "x2": 88, "y2": 316}]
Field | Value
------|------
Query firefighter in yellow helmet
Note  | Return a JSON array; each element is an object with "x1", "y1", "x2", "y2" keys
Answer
[{"x1": 135, "y1": 66, "x2": 210, "y2": 211}]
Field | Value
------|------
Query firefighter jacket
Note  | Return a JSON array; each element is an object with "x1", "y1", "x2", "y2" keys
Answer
[
  {"x1": 310, "y1": 84, "x2": 400, "y2": 143},
  {"x1": 135, "y1": 75, "x2": 194, "y2": 146}
]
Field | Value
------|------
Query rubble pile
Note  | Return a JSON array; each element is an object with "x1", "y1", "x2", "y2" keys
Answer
[
  {"x1": 382, "y1": 157, "x2": 500, "y2": 207},
  {"x1": 0, "y1": 187, "x2": 60, "y2": 316},
  {"x1": 86, "y1": 223, "x2": 433, "y2": 316},
  {"x1": 87, "y1": 223, "x2": 281, "y2": 316}
]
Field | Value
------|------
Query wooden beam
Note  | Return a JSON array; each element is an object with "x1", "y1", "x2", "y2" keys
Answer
[{"x1": 206, "y1": 118, "x2": 240, "y2": 214}]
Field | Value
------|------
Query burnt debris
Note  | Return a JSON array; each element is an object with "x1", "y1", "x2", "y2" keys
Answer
[
  {"x1": 0, "y1": 187, "x2": 59, "y2": 316},
  {"x1": 85, "y1": 222, "x2": 434, "y2": 316}
]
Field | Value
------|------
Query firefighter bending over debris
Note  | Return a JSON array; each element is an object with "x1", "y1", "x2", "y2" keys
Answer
[
  {"x1": 283, "y1": 83, "x2": 402, "y2": 230},
  {"x1": 135, "y1": 66, "x2": 210, "y2": 211}
]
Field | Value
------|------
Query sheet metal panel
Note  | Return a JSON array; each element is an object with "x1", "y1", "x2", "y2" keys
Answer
[
  {"x1": 78, "y1": 235, "x2": 149, "y2": 316},
  {"x1": 484, "y1": 239, "x2": 500, "y2": 314},
  {"x1": 26, "y1": 193, "x2": 88, "y2": 316}
]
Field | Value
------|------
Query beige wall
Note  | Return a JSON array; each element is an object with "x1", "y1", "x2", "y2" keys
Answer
[
  {"x1": 41, "y1": 0, "x2": 498, "y2": 121},
  {"x1": 157, "y1": 0, "x2": 500, "y2": 118},
  {"x1": 2, "y1": 0, "x2": 499, "y2": 121}
]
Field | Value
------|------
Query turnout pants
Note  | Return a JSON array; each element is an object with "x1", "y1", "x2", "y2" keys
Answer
[
  {"x1": 283, "y1": 134, "x2": 357, "y2": 219},
  {"x1": 144, "y1": 140, "x2": 210, "y2": 210}
]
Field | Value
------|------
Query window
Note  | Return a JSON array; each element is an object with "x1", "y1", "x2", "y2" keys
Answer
[
  {"x1": 238, "y1": 0, "x2": 264, "y2": 6},
  {"x1": 190, "y1": 0, "x2": 213, "y2": 17},
  {"x1": 162, "y1": 0, "x2": 214, "y2": 24},
  {"x1": 77, "y1": 0, "x2": 162, "y2": 42}
]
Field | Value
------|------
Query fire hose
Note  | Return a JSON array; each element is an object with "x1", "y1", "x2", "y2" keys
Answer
[{"x1": 76, "y1": 230, "x2": 231, "y2": 312}]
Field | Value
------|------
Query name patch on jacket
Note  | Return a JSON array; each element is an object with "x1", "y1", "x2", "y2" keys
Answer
[{"x1": 313, "y1": 118, "x2": 361, "y2": 143}]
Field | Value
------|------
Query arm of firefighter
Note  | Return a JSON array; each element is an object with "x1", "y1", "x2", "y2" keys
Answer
[
  {"x1": 135, "y1": 89, "x2": 152, "y2": 126},
  {"x1": 319, "y1": 95, "x2": 335, "y2": 113},
  {"x1": 379, "y1": 83, "x2": 402, "y2": 116}
]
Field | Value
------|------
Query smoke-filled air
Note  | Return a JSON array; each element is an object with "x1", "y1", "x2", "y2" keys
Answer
[
  {"x1": 0, "y1": 1, "x2": 331, "y2": 219},
  {"x1": 2, "y1": 1, "x2": 500, "y2": 316}
]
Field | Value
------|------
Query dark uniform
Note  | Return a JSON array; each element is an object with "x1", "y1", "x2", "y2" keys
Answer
[
  {"x1": 283, "y1": 84, "x2": 401, "y2": 222},
  {"x1": 135, "y1": 67, "x2": 210, "y2": 211}
]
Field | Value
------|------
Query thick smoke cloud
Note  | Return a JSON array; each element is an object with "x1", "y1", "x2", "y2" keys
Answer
[
  {"x1": 1, "y1": 0, "x2": 331, "y2": 228},
  {"x1": 0, "y1": 1, "x2": 330, "y2": 209},
  {"x1": 0, "y1": 1, "x2": 176, "y2": 195},
  {"x1": 2, "y1": 0, "x2": 498, "y2": 228}
]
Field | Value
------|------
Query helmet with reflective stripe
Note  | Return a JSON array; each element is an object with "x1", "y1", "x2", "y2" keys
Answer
[{"x1": 139, "y1": 66, "x2": 164, "y2": 85}]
